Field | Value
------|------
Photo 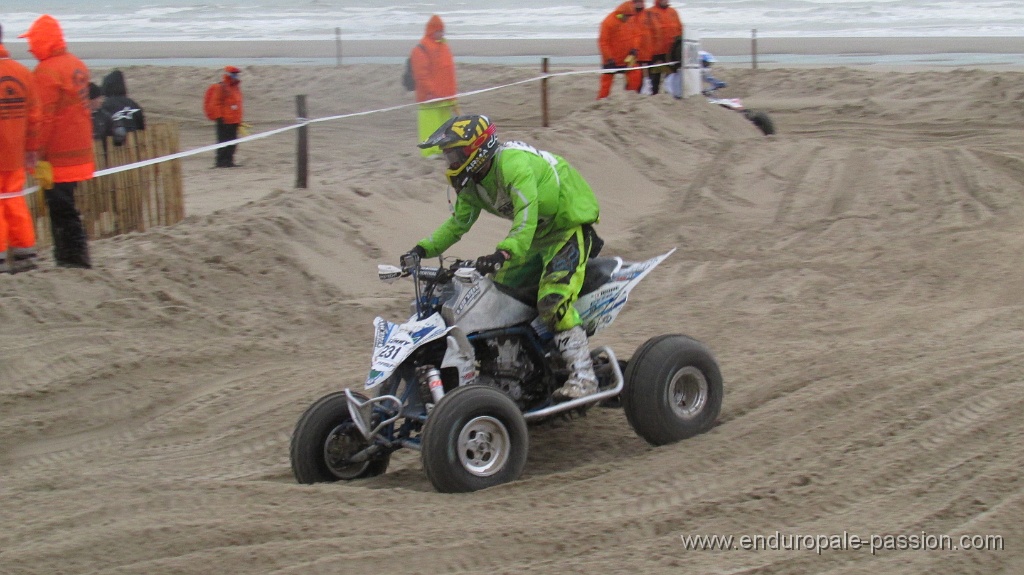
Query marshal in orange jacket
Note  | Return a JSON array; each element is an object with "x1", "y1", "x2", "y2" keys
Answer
[
  {"x1": 633, "y1": 3, "x2": 662, "y2": 63},
  {"x1": 650, "y1": 0, "x2": 684, "y2": 58},
  {"x1": 19, "y1": 14, "x2": 94, "y2": 183},
  {"x1": 410, "y1": 15, "x2": 457, "y2": 104},
  {"x1": 599, "y1": 1, "x2": 642, "y2": 68},
  {"x1": 205, "y1": 67, "x2": 244, "y2": 124},
  {"x1": 0, "y1": 43, "x2": 41, "y2": 172}
]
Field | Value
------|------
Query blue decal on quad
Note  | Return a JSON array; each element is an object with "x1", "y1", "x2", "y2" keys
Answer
[{"x1": 410, "y1": 325, "x2": 437, "y2": 343}]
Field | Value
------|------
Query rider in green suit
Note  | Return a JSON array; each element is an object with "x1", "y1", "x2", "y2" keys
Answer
[{"x1": 405, "y1": 114, "x2": 603, "y2": 400}]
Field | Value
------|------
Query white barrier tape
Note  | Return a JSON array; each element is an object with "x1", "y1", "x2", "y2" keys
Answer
[
  {"x1": 0, "y1": 121, "x2": 307, "y2": 201},
  {"x1": 308, "y1": 61, "x2": 678, "y2": 124},
  {"x1": 1, "y1": 186, "x2": 38, "y2": 200},
  {"x1": 2, "y1": 61, "x2": 679, "y2": 201}
]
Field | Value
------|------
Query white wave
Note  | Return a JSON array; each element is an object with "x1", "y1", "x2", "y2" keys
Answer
[{"x1": 4, "y1": 0, "x2": 1024, "y2": 41}]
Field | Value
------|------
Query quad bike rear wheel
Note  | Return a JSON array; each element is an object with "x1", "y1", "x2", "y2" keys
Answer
[
  {"x1": 290, "y1": 391, "x2": 391, "y2": 483},
  {"x1": 421, "y1": 385, "x2": 528, "y2": 493},
  {"x1": 744, "y1": 110, "x2": 776, "y2": 136},
  {"x1": 622, "y1": 334, "x2": 723, "y2": 445}
]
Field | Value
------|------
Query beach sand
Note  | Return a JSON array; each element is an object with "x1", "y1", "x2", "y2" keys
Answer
[{"x1": 2, "y1": 47, "x2": 1023, "y2": 574}]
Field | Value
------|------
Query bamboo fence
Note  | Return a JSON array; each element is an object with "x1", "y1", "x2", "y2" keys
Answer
[{"x1": 27, "y1": 122, "x2": 184, "y2": 248}]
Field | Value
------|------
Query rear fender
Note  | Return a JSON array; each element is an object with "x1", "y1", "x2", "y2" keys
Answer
[
  {"x1": 576, "y1": 248, "x2": 676, "y2": 335},
  {"x1": 709, "y1": 97, "x2": 745, "y2": 111}
]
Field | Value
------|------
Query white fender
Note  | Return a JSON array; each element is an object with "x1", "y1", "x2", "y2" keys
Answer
[{"x1": 366, "y1": 313, "x2": 451, "y2": 388}]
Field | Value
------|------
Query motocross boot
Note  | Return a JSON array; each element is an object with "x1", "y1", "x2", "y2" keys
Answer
[{"x1": 552, "y1": 325, "x2": 599, "y2": 400}]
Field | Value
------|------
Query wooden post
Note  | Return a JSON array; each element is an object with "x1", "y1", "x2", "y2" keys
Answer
[
  {"x1": 335, "y1": 27, "x2": 342, "y2": 67},
  {"x1": 541, "y1": 57, "x2": 549, "y2": 128},
  {"x1": 168, "y1": 124, "x2": 184, "y2": 222},
  {"x1": 296, "y1": 95, "x2": 308, "y2": 189},
  {"x1": 752, "y1": 28, "x2": 758, "y2": 70}
]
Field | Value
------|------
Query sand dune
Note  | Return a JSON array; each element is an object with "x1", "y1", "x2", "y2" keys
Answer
[{"x1": 1, "y1": 62, "x2": 1022, "y2": 574}]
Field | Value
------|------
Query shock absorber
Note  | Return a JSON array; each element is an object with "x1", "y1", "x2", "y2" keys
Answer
[{"x1": 417, "y1": 365, "x2": 445, "y2": 404}]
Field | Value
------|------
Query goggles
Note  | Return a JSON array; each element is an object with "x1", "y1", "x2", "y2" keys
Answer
[{"x1": 443, "y1": 147, "x2": 471, "y2": 171}]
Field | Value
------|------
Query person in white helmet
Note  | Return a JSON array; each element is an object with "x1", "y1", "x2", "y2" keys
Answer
[{"x1": 699, "y1": 50, "x2": 728, "y2": 94}]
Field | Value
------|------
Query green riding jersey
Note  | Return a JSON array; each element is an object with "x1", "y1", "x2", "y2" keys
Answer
[
  {"x1": 416, "y1": 141, "x2": 601, "y2": 332},
  {"x1": 417, "y1": 142, "x2": 599, "y2": 259}
]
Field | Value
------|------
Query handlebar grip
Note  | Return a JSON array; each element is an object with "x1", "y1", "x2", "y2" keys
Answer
[{"x1": 400, "y1": 252, "x2": 421, "y2": 271}]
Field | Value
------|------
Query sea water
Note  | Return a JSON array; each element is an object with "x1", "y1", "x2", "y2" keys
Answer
[{"x1": 4, "y1": 0, "x2": 1024, "y2": 42}]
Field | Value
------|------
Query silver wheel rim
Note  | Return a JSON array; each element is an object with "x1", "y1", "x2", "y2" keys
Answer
[
  {"x1": 324, "y1": 425, "x2": 371, "y2": 479},
  {"x1": 668, "y1": 366, "x2": 709, "y2": 420},
  {"x1": 457, "y1": 416, "x2": 511, "y2": 477}
]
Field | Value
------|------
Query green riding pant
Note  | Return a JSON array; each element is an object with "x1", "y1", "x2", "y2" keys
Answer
[{"x1": 496, "y1": 225, "x2": 593, "y2": 332}]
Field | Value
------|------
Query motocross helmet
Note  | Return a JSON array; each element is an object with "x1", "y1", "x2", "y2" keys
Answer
[
  {"x1": 419, "y1": 115, "x2": 499, "y2": 191},
  {"x1": 699, "y1": 50, "x2": 716, "y2": 68}
]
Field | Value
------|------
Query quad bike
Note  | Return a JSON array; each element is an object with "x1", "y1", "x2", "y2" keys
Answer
[
  {"x1": 290, "y1": 249, "x2": 723, "y2": 492},
  {"x1": 704, "y1": 85, "x2": 776, "y2": 136}
]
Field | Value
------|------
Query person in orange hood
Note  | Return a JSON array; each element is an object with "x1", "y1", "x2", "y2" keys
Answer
[
  {"x1": 19, "y1": 14, "x2": 94, "y2": 269},
  {"x1": 597, "y1": 1, "x2": 643, "y2": 99},
  {"x1": 0, "y1": 23, "x2": 42, "y2": 273},
  {"x1": 648, "y1": 0, "x2": 683, "y2": 95},
  {"x1": 205, "y1": 65, "x2": 244, "y2": 168},
  {"x1": 410, "y1": 15, "x2": 459, "y2": 157},
  {"x1": 632, "y1": 0, "x2": 662, "y2": 93}
]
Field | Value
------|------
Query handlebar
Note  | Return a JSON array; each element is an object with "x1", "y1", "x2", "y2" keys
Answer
[
  {"x1": 384, "y1": 256, "x2": 482, "y2": 319},
  {"x1": 401, "y1": 255, "x2": 477, "y2": 281}
]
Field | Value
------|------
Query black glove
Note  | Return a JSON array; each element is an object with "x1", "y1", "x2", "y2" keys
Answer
[
  {"x1": 401, "y1": 245, "x2": 426, "y2": 269},
  {"x1": 475, "y1": 250, "x2": 509, "y2": 276}
]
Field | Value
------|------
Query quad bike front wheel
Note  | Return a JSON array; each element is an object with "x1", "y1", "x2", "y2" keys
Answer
[
  {"x1": 622, "y1": 334, "x2": 723, "y2": 446},
  {"x1": 290, "y1": 391, "x2": 391, "y2": 483},
  {"x1": 421, "y1": 385, "x2": 529, "y2": 493}
]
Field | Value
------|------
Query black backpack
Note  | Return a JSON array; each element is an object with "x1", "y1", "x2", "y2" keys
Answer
[
  {"x1": 402, "y1": 44, "x2": 426, "y2": 92},
  {"x1": 670, "y1": 35, "x2": 683, "y2": 71}
]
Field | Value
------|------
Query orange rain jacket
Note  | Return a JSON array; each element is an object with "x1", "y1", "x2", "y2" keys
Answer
[
  {"x1": 410, "y1": 15, "x2": 457, "y2": 104},
  {"x1": 650, "y1": 2, "x2": 684, "y2": 58},
  {"x1": 205, "y1": 68, "x2": 244, "y2": 124},
  {"x1": 633, "y1": 5, "x2": 662, "y2": 62},
  {"x1": 19, "y1": 14, "x2": 94, "y2": 183},
  {"x1": 0, "y1": 43, "x2": 41, "y2": 172},
  {"x1": 599, "y1": 2, "x2": 642, "y2": 68}
]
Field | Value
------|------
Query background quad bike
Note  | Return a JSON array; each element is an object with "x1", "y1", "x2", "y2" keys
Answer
[{"x1": 704, "y1": 88, "x2": 777, "y2": 136}]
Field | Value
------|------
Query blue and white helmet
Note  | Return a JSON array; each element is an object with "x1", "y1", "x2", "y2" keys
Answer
[{"x1": 699, "y1": 50, "x2": 716, "y2": 67}]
